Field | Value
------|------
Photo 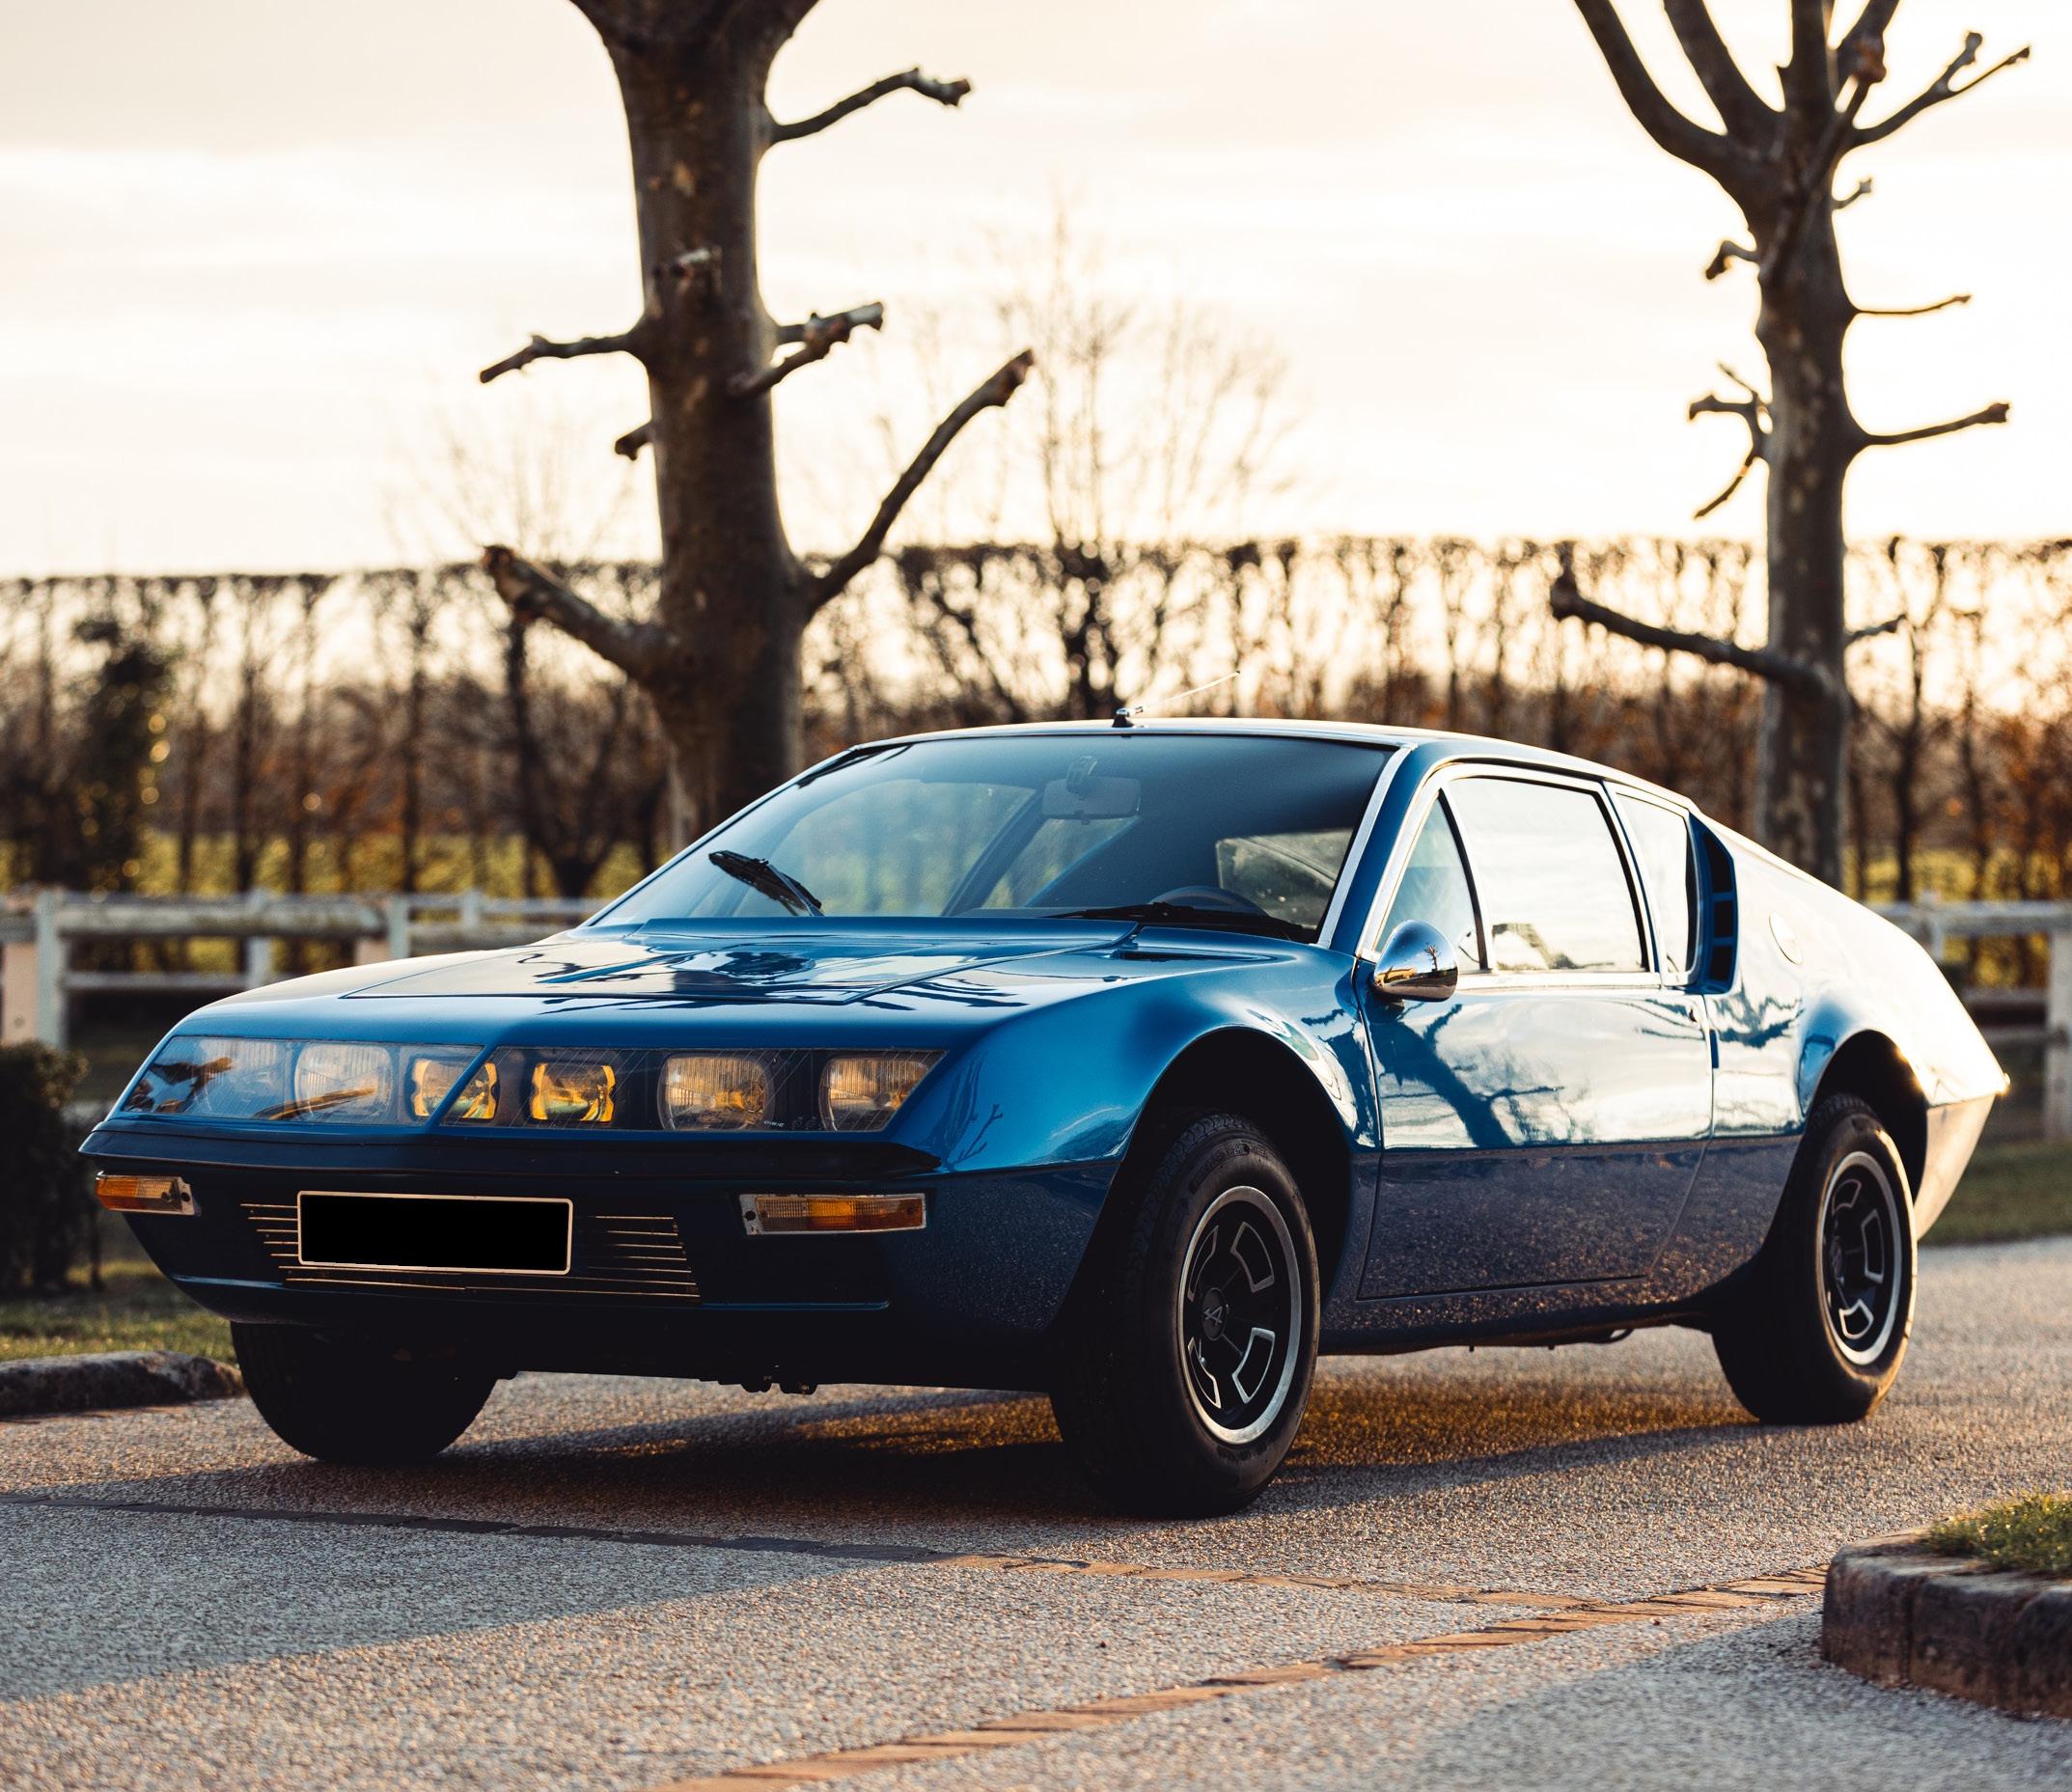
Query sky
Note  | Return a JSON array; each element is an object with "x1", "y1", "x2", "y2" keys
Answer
[{"x1": 1, "y1": 0, "x2": 2066, "y2": 574}]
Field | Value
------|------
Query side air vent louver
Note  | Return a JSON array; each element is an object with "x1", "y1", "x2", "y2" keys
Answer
[{"x1": 1696, "y1": 822, "x2": 1738, "y2": 990}]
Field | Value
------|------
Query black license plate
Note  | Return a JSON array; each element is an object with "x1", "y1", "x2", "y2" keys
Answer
[{"x1": 296, "y1": 1193, "x2": 573, "y2": 1276}]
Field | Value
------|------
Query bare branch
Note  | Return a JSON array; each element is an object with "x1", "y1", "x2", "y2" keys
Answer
[
  {"x1": 1857, "y1": 292, "x2": 1971, "y2": 318},
  {"x1": 1703, "y1": 238, "x2": 1757, "y2": 280},
  {"x1": 613, "y1": 420, "x2": 653, "y2": 460},
  {"x1": 811, "y1": 349, "x2": 1036, "y2": 609},
  {"x1": 1687, "y1": 368, "x2": 1770, "y2": 517},
  {"x1": 1570, "y1": 0, "x2": 1735, "y2": 175},
  {"x1": 1833, "y1": 176, "x2": 1874, "y2": 211},
  {"x1": 1854, "y1": 34, "x2": 2031, "y2": 147},
  {"x1": 1858, "y1": 401, "x2": 2010, "y2": 449},
  {"x1": 480, "y1": 325, "x2": 648, "y2": 386},
  {"x1": 731, "y1": 303, "x2": 885, "y2": 399},
  {"x1": 771, "y1": 69, "x2": 972, "y2": 143},
  {"x1": 480, "y1": 545, "x2": 668, "y2": 679},
  {"x1": 1550, "y1": 570, "x2": 1830, "y2": 693},
  {"x1": 1693, "y1": 446, "x2": 1761, "y2": 520},
  {"x1": 1848, "y1": 612, "x2": 1906, "y2": 645},
  {"x1": 1662, "y1": 0, "x2": 1773, "y2": 138}
]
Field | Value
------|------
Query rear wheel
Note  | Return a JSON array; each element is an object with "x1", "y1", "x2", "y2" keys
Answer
[
  {"x1": 1711, "y1": 1094, "x2": 1916, "y2": 1423},
  {"x1": 234, "y1": 1323, "x2": 495, "y2": 1464},
  {"x1": 1050, "y1": 1115, "x2": 1318, "y2": 1515}
]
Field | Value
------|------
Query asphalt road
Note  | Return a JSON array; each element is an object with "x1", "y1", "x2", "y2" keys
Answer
[{"x1": 3, "y1": 1238, "x2": 2069, "y2": 1792}]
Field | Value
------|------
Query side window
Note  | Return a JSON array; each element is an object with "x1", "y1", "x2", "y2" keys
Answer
[
  {"x1": 1446, "y1": 777, "x2": 1644, "y2": 975},
  {"x1": 1614, "y1": 795, "x2": 1698, "y2": 979},
  {"x1": 1375, "y1": 797, "x2": 1484, "y2": 971}
]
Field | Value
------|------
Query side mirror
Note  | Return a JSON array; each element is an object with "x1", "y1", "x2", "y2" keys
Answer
[{"x1": 1372, "y1": 920, "x2": 1458, "y2": 1004}]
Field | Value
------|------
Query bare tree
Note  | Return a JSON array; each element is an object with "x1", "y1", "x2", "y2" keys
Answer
[
  {"x1": 474, "y1": 2, "x2": 1032, "y2": 832},
  {"x1": 1551, "y1": 2, "x2": 2024, "y2": 884}
]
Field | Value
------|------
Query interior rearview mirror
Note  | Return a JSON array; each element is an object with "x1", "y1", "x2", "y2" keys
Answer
[{"x1": 1372, "y1": 920, "x2": 1458, "y2": 1004}]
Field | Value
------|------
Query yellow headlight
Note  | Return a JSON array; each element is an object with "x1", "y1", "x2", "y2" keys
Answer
[
  {"x1": 820, "y1": 1053, "x2": 939, "y2": 1132},
  {"x1": 528, "y1": 1060, "x2": 616, "y2": 1123},
  {"x1": 410, "y1": 1055, "x2": 497, "y2": 1121},
  {"x1": 662, "y1": 1054, "x2": 770, "y2": 1130}
]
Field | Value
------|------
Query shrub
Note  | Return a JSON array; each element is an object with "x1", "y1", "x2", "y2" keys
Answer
[{"x1": 0, "y1": 1043, "x2": 90, "y2": 1296}]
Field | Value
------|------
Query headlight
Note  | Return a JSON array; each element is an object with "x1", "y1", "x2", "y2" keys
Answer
[
  {"x1": 121, "y1": 1038, "x2": 493, "y2": 1126},
  {"x1": 820, "y1": 1053, "x2": 940, "y2": 1132},
  {"x1": 528, "y1": 1059, "x2": 617, "y2": 1124},
  {"x1": 662, "y1": 1054, "x2": 770, "y2": 1130},
  {"x1": 281, "y1": 1041, "x2": 395, "y2": 1122},
  {"x1": 408, "y1": 1054, "x2": 497, "y2": 1121}
]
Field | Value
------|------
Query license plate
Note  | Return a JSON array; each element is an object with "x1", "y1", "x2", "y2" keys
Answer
[{"x1": 296, "y1": 1192, "x2": 573, "y2": 1276}]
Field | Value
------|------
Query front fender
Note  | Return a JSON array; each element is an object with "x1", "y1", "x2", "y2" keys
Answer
[{"x1": 890, "y1": 947, "x2": 1373, "y2": 1178}]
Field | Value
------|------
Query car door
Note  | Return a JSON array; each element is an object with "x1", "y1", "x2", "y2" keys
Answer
[{"x1": 1357, "y1": 768, "x2": 1712, "y2": 1298}]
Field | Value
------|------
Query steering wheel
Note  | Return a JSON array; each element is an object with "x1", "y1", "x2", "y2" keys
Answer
[{"x1": 1151, "y1": 884, "x2": 1271, "y2": 917}]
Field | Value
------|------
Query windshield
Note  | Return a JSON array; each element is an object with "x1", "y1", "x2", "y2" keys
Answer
[{"x1": 599, "y1": 732, "x2": 1392, "y2": 942}]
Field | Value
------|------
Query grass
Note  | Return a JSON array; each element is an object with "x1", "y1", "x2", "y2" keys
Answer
[
  {"x1": 1929, "y1": 1140, "x2": 2072, "y2": 1246},
  {"x1": 1925, "y1": 1494, "x2": 2072, "y2": 1577},
  {"x1": 0, "y1": 1258, "x2": 231, "y2": 1364}
]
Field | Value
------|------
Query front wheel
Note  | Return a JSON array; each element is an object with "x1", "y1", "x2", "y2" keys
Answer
[
  {"x1": 234, "y1": 1323, "x2": 495, "y2": 1464},
  {"x1": 1050, "y1": 1115, "x2": 1318, "y2": 1515},
  {"x1": 1711, "y1": 1094, "x2": 1916, "y2": 1424}
]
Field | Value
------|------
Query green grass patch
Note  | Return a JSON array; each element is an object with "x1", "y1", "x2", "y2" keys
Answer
[
  {"x1": 1929, "y1": 1140, "x2": 2072, "y2": 1246},
  {"x1": 1926, "y1": 1493, "x2": 2072, "y2": 1577},
  {"x1": 0, "y1": 1259, "x2": 230, "y2": 1364}
]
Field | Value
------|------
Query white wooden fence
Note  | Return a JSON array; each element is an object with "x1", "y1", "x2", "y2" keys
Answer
[
  {"x1": 0, "y1": 892, "x2": 592, "y2": 1052},
  {"x1": 3, "y1": 888, "x2": 2068, "y2": 1139}
]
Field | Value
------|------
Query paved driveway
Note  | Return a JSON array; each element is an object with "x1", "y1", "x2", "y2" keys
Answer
[{"x1": 3, "y1": 1238, "x2": 2069, "y2": 1791}]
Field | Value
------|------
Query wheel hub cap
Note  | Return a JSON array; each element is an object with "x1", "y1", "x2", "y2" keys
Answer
[
  {"x1": 1177, "y1": 1185, "x2": 1302, "y2": 1446},
  {"x1": 1818, "y1": 1149, "x2": 1905, "y2": 1367}
]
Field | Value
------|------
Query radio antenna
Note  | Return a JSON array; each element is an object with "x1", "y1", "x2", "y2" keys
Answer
[{"x1": 1112, "y1": 668, "x2": 1242, "y2": 729}]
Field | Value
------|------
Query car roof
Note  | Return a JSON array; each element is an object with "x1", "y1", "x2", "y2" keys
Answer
[{"x1": 846, "y1": 717, "x2": 1704, "y2": 816}]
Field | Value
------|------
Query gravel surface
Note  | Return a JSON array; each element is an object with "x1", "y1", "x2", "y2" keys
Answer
[{"x1": 2, "y1": 1237, "x2": 2066, "y2": 1789}]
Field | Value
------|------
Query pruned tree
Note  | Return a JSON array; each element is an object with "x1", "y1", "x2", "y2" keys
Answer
[
  {"x1": 476, "y1": 1, "x2": 1032, "y2": 832},
  {"x1": 1551, "y1": 1, "x2": 2025, "y2": 884}
]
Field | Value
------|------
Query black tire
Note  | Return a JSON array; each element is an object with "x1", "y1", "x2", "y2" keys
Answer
[
  {"x1": 1050, "y1": 1114, "x2": 1318, "y2": 1515},
  {"x1": 233, "y1": 1323, "x2": 495, "y2": 1464},
  {"x1": 1711, "y1": 1094, "x2": 1917, "y2": 1424}
]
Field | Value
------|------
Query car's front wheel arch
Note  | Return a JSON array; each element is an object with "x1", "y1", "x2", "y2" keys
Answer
[{"x1": 1103, "y1": 1029, "x2": 1353, "y2": 1299}]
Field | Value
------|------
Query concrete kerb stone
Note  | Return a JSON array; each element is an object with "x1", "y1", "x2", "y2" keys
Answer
[
  {"x1": 1823, "y1": 1535, "x2": 2072, "y2": 1719},
  {"x1": 0, "y1": 1351, "x2": 242, "y2": 1419}
]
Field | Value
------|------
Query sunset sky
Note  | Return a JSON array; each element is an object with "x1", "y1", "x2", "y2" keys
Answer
[{"x1": 2, "y1": 0, "x2": 2065, "y2": 573}]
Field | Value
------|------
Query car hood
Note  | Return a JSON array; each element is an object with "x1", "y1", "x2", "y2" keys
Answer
[{"x1": 347, "y1": 925, "x2": 1091, "y2": 1006}]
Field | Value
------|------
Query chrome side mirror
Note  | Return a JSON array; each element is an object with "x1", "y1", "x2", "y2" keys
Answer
[{"x1": 1372, "y1": 920, "x2": 1458, "y2": 1004}]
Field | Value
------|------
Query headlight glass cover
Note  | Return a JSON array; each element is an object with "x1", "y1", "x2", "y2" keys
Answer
[
  {"x1": 820, "y1": 1052, "x2": 941, "y2": 1132},
  {"x1": 121, "y1": 1038, "x2": 491, "y2": 1126},
  {"x1": 662, "y1": 1054, "x2": 771, "y2": 1130}
]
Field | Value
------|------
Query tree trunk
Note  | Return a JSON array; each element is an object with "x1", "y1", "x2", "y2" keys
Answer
[
  {"x1": 1754, "y1": 217, "x2": 1852, "y2": 887},
  {"x1": 607, "y1": 21, "x2": 809, "y2": 830}
]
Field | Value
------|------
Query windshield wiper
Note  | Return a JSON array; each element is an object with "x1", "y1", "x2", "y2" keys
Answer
[
  {"x1": 1049, "y1": 902, "x2": 1308, "y2": 943},
  {"x1": 708, "y1": 849, "x2": 823, "y2": 918}
]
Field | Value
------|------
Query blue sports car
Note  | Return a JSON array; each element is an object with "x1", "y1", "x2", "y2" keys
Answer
[{"x1": 87, "y1": 722, "x2": 2003, "y2": 1513}]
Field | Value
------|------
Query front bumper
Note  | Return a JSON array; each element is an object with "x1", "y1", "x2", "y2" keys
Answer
[{"x1": 83, "y1": 1123, "x2": 1113, "y2": 1391}]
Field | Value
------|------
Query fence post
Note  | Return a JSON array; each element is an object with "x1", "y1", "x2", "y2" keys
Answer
[
  {"x1": 387, "y1": 896, "x2": 411, "y2": 962},
  {"x1": 2048, "y1": 929, "x2": 2072, "y2": 1144},
  {"x1": 241, "y1": 888, "x2": 272, "y2": 987},
  {"x1": 2, "y1": 906, "x2": 40, "y2": 1046},
  {"x1": 35, "y1": 888, "x2": 65, "y2": 1048}
]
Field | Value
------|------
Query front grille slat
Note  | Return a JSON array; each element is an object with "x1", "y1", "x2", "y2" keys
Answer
[{"x1": 240, "y1": 1199, "x2": 700, "y2": 1303}]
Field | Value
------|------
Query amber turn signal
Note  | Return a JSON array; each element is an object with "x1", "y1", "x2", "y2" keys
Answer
[
  {"x1": 95, "y1": 1173, "x2": 196, "y2": 1216},
  {"x1": 739, "y1": 1192, "x2": 925, "y2": 1236}
]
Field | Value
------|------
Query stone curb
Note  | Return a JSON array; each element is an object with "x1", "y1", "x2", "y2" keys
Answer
[
  {"x1": 0, "y1": 1351, "x2": 243, "y2": 1419},
  {"x1": 1823, "y1": 1534, "x2": 2072, "y2": 1719}
]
